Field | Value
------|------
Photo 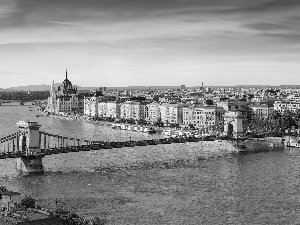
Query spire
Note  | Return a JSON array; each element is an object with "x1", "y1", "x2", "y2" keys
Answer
[{"x1": 66, "y1": 69, "x2": 68, "y2": 80}]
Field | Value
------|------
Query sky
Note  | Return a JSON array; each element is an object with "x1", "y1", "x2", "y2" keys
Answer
[{"x1": 0, "y1": 0, "x2": 299, "y2": 88}]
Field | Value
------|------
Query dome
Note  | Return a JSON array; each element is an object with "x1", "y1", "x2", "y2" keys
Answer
[
  {"x1": 62, "y1": 78, "x2": 73, "y2": 88},
  {"x1": 58, "y1": 70, "x2": 77, "y2": 96},
  {"x1": 62, "y1": 70, "x2": 72, "y2": 88}
]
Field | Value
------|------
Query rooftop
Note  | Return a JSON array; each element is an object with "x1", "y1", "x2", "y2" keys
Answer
[
  {"x1": 0, "y1": 211, "x2": 64, "y2": 225},
  {"x1": 2, "y1": 191, "x2": 22, "y2": 196}
]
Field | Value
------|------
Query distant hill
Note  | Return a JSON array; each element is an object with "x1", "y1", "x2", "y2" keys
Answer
[{"x1": 1, "y1": 84, "x2": 299, "y2": 91}]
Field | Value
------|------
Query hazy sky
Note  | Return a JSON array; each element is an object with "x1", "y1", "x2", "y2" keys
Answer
[{"x1": 0, "y1": 0, "x2": 299, "y2": 88}]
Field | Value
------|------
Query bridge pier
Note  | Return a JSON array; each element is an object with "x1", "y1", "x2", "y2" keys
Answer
[
  {"x1": 16, "y1": 121, "x2": 44, "y2": 174},
  {"x1": 224, "y1": 111, "x2": 244, "y2": 138},
  {"x1": 16, "y1": 155, "x2": 44, "y2": 173}
]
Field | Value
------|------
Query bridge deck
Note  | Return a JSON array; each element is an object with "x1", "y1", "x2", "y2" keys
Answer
[{"x1": 0, "y1": 136, "x2": 231, "y2": 159}]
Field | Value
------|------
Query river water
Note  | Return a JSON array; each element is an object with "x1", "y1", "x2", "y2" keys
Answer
[{"x1": 1, "y1": 103, "x2": 300, "y2": 224}]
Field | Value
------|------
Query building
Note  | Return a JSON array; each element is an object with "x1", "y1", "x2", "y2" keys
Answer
[
  {"x1": 47, "y1": 70, "x2": 84, "y2": 114},
  {"x1": 83, "y1": 90, "x2": 105, "y2": 118},
  {"x1": 120, "y1": 101, "x2": 147, "y2": 120},
  {"x1": 158, "y1": 103, "x2": 185, "y2": 125},
  {"x1": 217, "y1": 99, "x2": 250, "y2": 119},
  {"x1": 96, "y1": 101, "x2": 107, "y2": 118},
  {"x1": 0, "y1": 191, "x2": 21, "y2": 212},
  {"x1": 182, "y1": 106, "x2": 196, "y2": 126},
  {"x1": 106, "y1": 101, "x2": 121, "y2": 119},
  {"x1": 182, "y1": 105, "x2": 225, "y2": 129},
  {"x1": 146, "y1": 103, "x2": 161, "y2": 123},
  {"x1": 274, "y1": 100, "x2": 300, "y2": 114},
  {"x1": 0, "y1": 191, "x2": 65, "y2": 225},
  {"x1": 194, "y1": 106, "x2": 225, "y2": 129},
  {"x1": 205, "y1": 86, "x2": 212, "y2": 93},
  {"x1": 0, "y1": 211, "x2": 64, "y2": 225},
  {"x1": 248, "y1": 104, "x2": 274, "y2": 120},
  {"x1": 84, "y1": 96, "x2": 99, "y2": 117}
]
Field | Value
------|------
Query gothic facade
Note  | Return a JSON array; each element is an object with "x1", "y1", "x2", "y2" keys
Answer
[{"x1": 47, "y1": 70, "x2": 84, "y2": 114}]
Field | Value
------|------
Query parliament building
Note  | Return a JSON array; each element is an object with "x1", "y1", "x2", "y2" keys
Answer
[{"x1": 47, "y1": 70, "x2": 84, "y2": 114}]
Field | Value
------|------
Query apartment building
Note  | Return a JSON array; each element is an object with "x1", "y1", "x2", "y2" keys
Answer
[
  {"x1": 146, "y1": 103, "x2": 161, "y2": 123},
  {"x1": 98, "y1": 101, "x2": 107, "y2": 118},
  {"x1": 84, "y1": 96, "x2": 98, "y2": 117},
  {"x1": 106, "y1": 101, "x2": 121, "y2": 119},
  {"x1": 158, "y1": 103, "x2": 185, "y2": 125},
  {"x1": 274, "y1": 100, "x2": 300, "y2": 113},
  {"x1": 193, "y1": 106, "x2": 225, "y2": 129},
  {"x1": 182, "y1": 106, "x2": 196, "y2": 126},
  {"x1": 120, "y1": 101, "x2": 147, "y2": 120},
  {"x1": 217, "y1": 99, "x2": 249, "y2": 119},
  {"x1": 248, "y1": 104, "x2": 274, "y2": 119}
]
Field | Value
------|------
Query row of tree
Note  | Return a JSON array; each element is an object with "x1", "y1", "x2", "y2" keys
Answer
[
  {"x1": 0, "y1": 91, "x2": 50, "y2": 101},
  {"x1": 243, "y1": 110, "x2": 300, "y2": 136}
]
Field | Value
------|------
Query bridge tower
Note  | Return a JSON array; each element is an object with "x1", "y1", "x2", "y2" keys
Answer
[
  {"x1": 16, "y1": 121, "x2": 44, "y2": 173},
  {"x1": 223, "y1": 111, "x2": 244, "y2": 138}
]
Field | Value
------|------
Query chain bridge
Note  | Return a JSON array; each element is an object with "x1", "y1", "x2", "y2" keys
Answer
[
  {"x1": 0, "y1": 121, "x2": 209, "y2": 174},
  {"x1": 0, "y1": 113, "x2": 246, "y2": 174}
]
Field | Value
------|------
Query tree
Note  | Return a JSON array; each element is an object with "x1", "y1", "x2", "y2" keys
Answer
[
  {"x1": 0, "y1": 186, "x2": 7, "y2": 199},
  {"x1": 119, "y1": 118, "x2": 126, "y2": 123},
  {"x1": 170, "y1": 123, "x2": 179, "y2": 128},
  {"x1": 188, "y1": 123, "x2": 195, "y2": 130},
  {"x1": 126, "y1": 118, "x2": 135, "y2": 124},
  {"x1": 137, "y1": 118, "x2": 147, "y2": 125},
  {"x1": 21, "y1": 196, "x2": 36, "y2": 208},
  {"x1": 205, "y1": 99, "x2": 214, "y2": 106},
  {"x1": 154, "y1": 118, "x2": 164, "y2": 127},
  {"x1": 89, "y1": 216, "x2": 107, "y2": 225}
]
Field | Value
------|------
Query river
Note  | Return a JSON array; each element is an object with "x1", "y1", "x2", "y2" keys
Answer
[{"x1": 1, "y1": 103, "x2": 300, "y2": 224}]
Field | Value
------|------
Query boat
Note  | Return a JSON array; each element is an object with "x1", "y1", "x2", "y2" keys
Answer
[
  {"x1": 101, "y1": 143, "x2": 112, "y2": 149},
  {"x1": 43, "y1": 149, "x2": 53, "y2": 155},
  {"x1": 132, "y1": 126, "x2": 140, "y2": 132},
  {"x1": 59, "y1": 147, "x2": 69, "y2": 153},
  {"x1": 111, "y1": 142, "x2": 123, "y2": 148},
  {"x1": 135, "y1": 140, "x2": 148, "y2": 146},
  {"x1": 285, "y1": 139, "x2": 300, "y2": 148},
  {"x1": 111, "y1": 123, "x2": 121, "y2": 129},
  {"x1": 7, "y1": 152, "x2": 19, "y2": 158},
  {"x1": 257, "y1": 138, "x2": 267, "y2": 141},
  {"x1": 236, "y1": 144, "x2": 248, "y2": 153},
  {"x1": 81, "y1": 145, "x2": 91, "y2": 151},
  {"x1": 154, "y1": 139, "x2": 162, "y2": 144},
  {"x1": 50, "y1": 148, "x2": 59, "y2": 154},
  {"x1": 161, "y1": 138, "x2": 172, "y2": 144},
  {"x1": 70, "y1": 146, "x2": 80, "y2": 152},
  {"x1": 124, "y1": 141, "x2": 135, "y2": 147},
  {"x1": 0, "y1": 153, "x2": 7, "y2": 159},
  {"x1": 186, "y1": 136, "x2": 197, "y2": 142},
  {"x1": 176, "y1": 137, "x2": 187, "y2": 143},
  {"x1": 143, "y1": 127, "x2": 157, "y2": 134},
  {"x1": 146, "y1": 139, "x2": 157, "y2": 145},
  {"x1": 162, "y1": 129, "x2": 174, "y2": 136}
]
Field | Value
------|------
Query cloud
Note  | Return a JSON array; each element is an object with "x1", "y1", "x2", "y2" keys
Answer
[
  {"x1": 258, "y1": 0, "x2": 300, "y2": 9},
  {"x1": 244, "y1": 22, "x2": 293, "y2": 31},
  {"x1": 0, "y1": 0, "x2": 299, "y2": 87}
]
